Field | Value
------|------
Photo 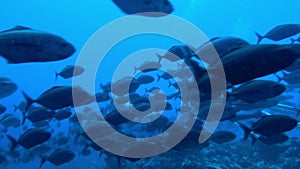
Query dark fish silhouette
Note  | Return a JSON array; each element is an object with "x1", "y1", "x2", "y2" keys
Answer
[
  {"x1": 22, "y1": 107, "x2": 55, "y2": 125},
  {"x1": 39, "y1": 149, "x2": 75, "y2": 168},
  {"x1": 255, "y1": 24, "x2": 300, "y2": 44},
  {"x1": 210, "y1": 130, "x2": 236, "y2": 144},
  {"x1": 55, "y1": 65, "x2": 84, "y2": 82},
  {"x1": 112, "y1": 0, "x2": 173, "y2": 17},
  {"x1": 0, "y1": 26, "x2": 75, "y2": 63},
  {"x1": 211, "y1": 44, "x2": 300, "y2": 85},
  {"x1": 238, "y1": 115, "x2": 298, "y2": 140},
  {"x1": 0, "y1": 77, "x2": 17, "y2": 99},
  {"x1": 7, "y1": 128, "x2": 51, "y2": 152},
  {"x1": 22, "y1": 86, "x2": 95, "y2": 111},
  {"x1": 229, "y1": 80, "x2": 285, "y2": 103}
]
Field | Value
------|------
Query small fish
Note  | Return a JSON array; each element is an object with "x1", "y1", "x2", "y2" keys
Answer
[
  {"x1": 253, "y1": 133, "x2": 289, "y2": 145},
  {"x1": 55, "y1": 65, "x2": 84, "y2": 82},
  {"x1": 0, "y1": 114, "x2": 20, "y2": 128},
  {"x1": 111, "y1": 77, "x2": 140, "y2": 96},
  {"x1": 134, "y1": 61, "x2": 161, "y2": 74},
  {"x1": 112, "y1": 0, "x2": 173, "y2": 17},
  {"x1": 135, "y1": 74, "x2": 155, "y2": 84},
  {"x1": 39, "y1": 149, "x2": 75, "y2": 168},
  {"x1": 0, "y1": 77, "x2": 17, "y2": 99},
  {"x1": 210, "y1": 130, "x2": 236, "y2": 144},
  {"x1": 22, "y1": 107, "x2": 55, "y2": 125},
  {"x1": 54, "y1": 108, "x2": 72, "y2": 121},
  {"x1": 255, "y1": 24, "x2": 300, "y2": 44},
  {"x1": 0, "y1": 25, "x2": 75, "y2": 63}
]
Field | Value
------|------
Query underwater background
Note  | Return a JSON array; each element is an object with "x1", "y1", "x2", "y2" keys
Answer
[{"x1": 1, "y1": 0, "x2": 300, "y2": 169}]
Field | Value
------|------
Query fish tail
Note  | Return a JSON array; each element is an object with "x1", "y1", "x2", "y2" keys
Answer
[
  {"x1": 275, "y1": 73, "x2": 283, "y2": 83},
  {"x1": 55, "y1": 71, "x2": 59, "y2": 82},
  {"x1": 156, "y1": 73, "x2": 162, "y2": 82},
  {"x1": 21, "y1": 112, "x2": 27, "y2": 125},
  {"x1": 144, "y1": 88, "x2": 150, "y2": 94},
  {"x1": 255, "y1": 32, "x2": 264, "y2": 44},
  {"x1": 236, "y1": 122, "x2": 251, "y2": 140},
  {"x1": 156, "y1": 53, "x2": 163, "y2": 63},
  {"x1": 13, "y1": 104, "x2": 18, "y2": 112},
  {"x1": 291, "y1": 38, "x2": 296, "y2": 44},
  {"x1": 22, "y1": 91, "x2": 34, "y2": 112},
  {"x1": 39, "y1": 156, "x2": 47, "y2": 169},
  {"x1": 168, "y1": 80, "x2": 173, "y2": 88},
  {"x1": 6, "y1": 135, "x2": 18, "y2": 153}
]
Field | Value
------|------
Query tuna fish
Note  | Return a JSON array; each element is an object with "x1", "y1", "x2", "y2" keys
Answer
[
  {"x1": 39, "y1": 149, "x2": 75, "y2": 168},
  {"x1": 7, "y1": 128, "x2": 51, "y2": 152},
  {"x1": 0, "y1": 26, "x2": 75, "y2": 63},
  {"x1": 112, "y1": 0, "x2": 173, "y2": 17},
  {"x1": 0, "y1": 77, "x2": 17, "y2": 99},
  {"x1": 55, "y1": 65, "x2": 84, "y2": 82},
  {"x1": 255, "y1": 24, "x2": 300, "y2": 44}
]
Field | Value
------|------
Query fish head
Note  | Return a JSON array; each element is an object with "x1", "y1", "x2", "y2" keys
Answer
[
  {"x1": 42, "y1": 36, "x2": 75, "y2": 61},
  {"x1": 0, "y1": 78, "x2": 17, "y2": 99},
  {"x1": 272, "y1": 84, "x2": 286, "y2": 96}
]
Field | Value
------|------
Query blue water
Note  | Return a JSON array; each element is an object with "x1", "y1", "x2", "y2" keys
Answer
[{"x1": 1, "y1": 1, "x2": 300, "y2": 169}]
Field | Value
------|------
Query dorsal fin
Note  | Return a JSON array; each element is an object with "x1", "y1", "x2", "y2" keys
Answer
[{"x1": 0, "y1": 25, "x2": 32, "y2": 33}]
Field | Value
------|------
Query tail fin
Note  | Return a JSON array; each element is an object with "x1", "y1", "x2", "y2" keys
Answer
[
  {"x1": 236, "y1": 122, "x2": 252, "y2": 140},
  {"x1": 13, "y1": 104, "x2": 18, "y2": 112},
  {"x1": 291, "y1": 38, "x2": 296, "y2": 44},
  {"x1": 39, "y1": 156, "x2": 47, "y2": 169},
  {"x1": 22, "y1": 91, "x2": 34, "y2": 113},
  {"x1": 55, "y1": 71, "x2": 59, "y2": 82},
  {"x1": 21, "y1": 112, "x2": 27, "y2": 125},
  {"x1": 275, "y1": 73, "x2": 283, "y2": 83},
  {"x1": 156, "y1": 73, "x2": 162, "y2": 82},
  {"x1": 255, "y1": 32, "x2": 264, "y2": 44},
  {"x1": 6, "y1": 135, "x2": 18, "y2": 153},
  {"x1": 168, "y1": 80, "x2": 173, "y2": 88},
  {"x1": 156, "y1": 54, "x2": 163, "y2": 63}
]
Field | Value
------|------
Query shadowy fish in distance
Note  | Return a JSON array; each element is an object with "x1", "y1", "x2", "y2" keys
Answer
[
  {"x1": 255, "y1": 24, "x2": 300, "y2": 44},
  {"x1": 0, "y1": 77, "x2": 17, "y2": 99},
  {"x1": 39, "y1": 149, "x2": 75, "y2": 169},
  {"x1": 0, "y1": 25, "x2": 75, "y2": 63},
  {"x1": 112, "y1": 0, "x2": 173, "y2": 17},
  {"x1": 210, "y1": 130, "x2": 237, "y2": 144},
  {"x1": 55, "y1": 65, "x2": 84, "y2": 82}
]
